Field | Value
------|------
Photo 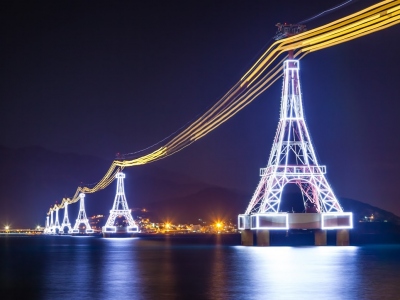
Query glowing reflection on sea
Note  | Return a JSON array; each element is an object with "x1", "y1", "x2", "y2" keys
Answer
[{"x1": 1, "y1": 236, "x2": 399, "y2": 300}]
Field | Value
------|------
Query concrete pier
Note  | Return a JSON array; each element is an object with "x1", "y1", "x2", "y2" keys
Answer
[
  {"x1": 336, "y1": 229, "x2": 350, "y2": 246},
  {"x1": 256, "y1": 230, "x2": 270, "y2": 246},
  {"x1": 241, "y1": 229, "x2": 254, "y2": 246},
  {"x1": 314, "y1": 229, "x2": 327, "y2": 246}
]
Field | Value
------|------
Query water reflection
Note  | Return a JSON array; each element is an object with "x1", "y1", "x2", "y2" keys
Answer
[
  {"x1": 101, "y1": 238, "x2": 141, "y2": 299},
  {"x1": 235, "y1": 246, "x2": 360, "y2": 300},
  {"x1": 354, "y1": 245, "x2": 400, "y2": 299},
  {"x1": 133, "y1": 236, "x2": 177, "y2": 298},
  {"x1": 208, "y1": 242, "x2": 227, "y2": 299},
  {"x1": 4, "y1": 236, "x2": 400, "y2": 299}
]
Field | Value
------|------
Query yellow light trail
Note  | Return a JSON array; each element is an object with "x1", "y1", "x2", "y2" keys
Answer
[{"x1": 48, "y1": 0, "x2": 400, "y2": 214}]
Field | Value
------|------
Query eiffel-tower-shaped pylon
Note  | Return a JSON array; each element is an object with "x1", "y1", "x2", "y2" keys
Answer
[
  {"x1": 44, "y1": 215, "x2": 50, "y2": 234},
  {"x1": 60, "y1": 202, "x2": 72, "y2": 234},
  {"x1": 72, "y1": 193, "x2": 94, "y2": 234},
  {"x1": 239, "y1": 59, "x2": 352, "y2": 231},
  {"x1": 49, "y1": 209, "x2": 55, "y2": 234},
  {"x1": 102, "y1": 172, "x2": 139, "y2": 234},
  {"x1": 53, "y1": 206, "x2": 61, "y2": 233}
]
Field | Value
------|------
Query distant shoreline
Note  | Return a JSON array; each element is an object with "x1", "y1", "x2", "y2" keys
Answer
[{"x1": 2, "y1": 231, "x2": 400, "y2": 246}]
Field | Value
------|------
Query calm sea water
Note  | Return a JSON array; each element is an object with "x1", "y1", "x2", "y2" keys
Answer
[{"x1": 1, "y1": 235, "x2": 400, "y2": 300}]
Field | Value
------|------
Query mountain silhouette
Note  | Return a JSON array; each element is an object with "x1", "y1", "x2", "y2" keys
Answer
[{"x1": 1, "y1": 145, "x2": 399, "y2": 228}]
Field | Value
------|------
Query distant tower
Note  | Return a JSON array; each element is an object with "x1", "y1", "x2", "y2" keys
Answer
[
  {"x1": 49, "y1": 209, "x2": 55, "y2": 234},
  {"x1": 44, "y1": 215, "x2": 50, "y2": 234},
  {"x1": 102, "y1": 172, "x2": 139, "y2": 234},
  {"x1": 239, "y1": 59, "x2": 352, "y2": 236},
  {"x1": 60, "y1": 202, "x2": 72, "y2": 234},
  {"x1": 72, "y1": 193, "x2": 94, "y2": 234},
  {"x1": 54, "y1": 206, "x2": 61, "y2": 233}
]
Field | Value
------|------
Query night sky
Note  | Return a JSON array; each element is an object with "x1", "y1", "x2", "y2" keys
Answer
[{"x1": 1, "y1": 1, "x2": 400, "y2": 218}]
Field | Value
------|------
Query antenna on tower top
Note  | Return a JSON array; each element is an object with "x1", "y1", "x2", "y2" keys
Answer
[
  {"x1": 274, "y1": 23, "x2": 306, "y2": 58},
  {"x1": 274, "y1": 23, "x2": 306, "y2": 40}
]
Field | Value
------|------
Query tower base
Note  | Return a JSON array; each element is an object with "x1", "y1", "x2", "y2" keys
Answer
[
  {"x1": 71, "y1": 229, "x2": 94, "y2": 235},
  {"x1": 102, "y1": 232, "x2": 137, "y2": 238},
  {"x1": 102, "y1": 226, "x2": 139, "y2": 238}
]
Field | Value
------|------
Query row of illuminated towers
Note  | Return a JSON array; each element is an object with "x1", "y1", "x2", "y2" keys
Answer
[
  {"x1": 45, "y1": 58, "x2": 350, "y2": 236},
  {"x1": 44, "y1": 172, "x2": 138, "y2": 235}
]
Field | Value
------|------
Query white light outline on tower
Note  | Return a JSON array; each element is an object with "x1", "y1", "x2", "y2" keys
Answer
[
  {"x1": 49, "y1": 209, "x2": 55, "y2": 234},
  {"x1": 44, "y1": 215, "x2": 50, "y2": 234},
  {"x1": 53, "y1": 206, "x2": 61, "y2": 234},
  {"x1": 243, "y1": 59, "x2": 347, "y2": 218},
  {"x1": 72, "y1": 193, "x2": 94, "y2": 234},
  {"x1": 102, "y1": 172, "x2": 139, "y2": 234},
  {"x1": 60, "y1": 202, "x2": 73, "y2": 234}
]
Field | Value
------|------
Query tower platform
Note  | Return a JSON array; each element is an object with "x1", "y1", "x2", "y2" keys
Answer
[{"x1": 238, "y1": 213, "x2": 352, "y2": 230}]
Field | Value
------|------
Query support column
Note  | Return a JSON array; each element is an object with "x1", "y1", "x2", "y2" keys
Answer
[
  {"x1": 257, "y1": 230, "x2": 270, "y2": 246},
  {"x1": 241, "y1": 229, "x2": 254, "y2": 246},
  {"x1": 315, "y1": 229, "x2": 327, "y2": 246},
  {"x1": 336, "y1": 229, "x2": 350, "y2": 246}
]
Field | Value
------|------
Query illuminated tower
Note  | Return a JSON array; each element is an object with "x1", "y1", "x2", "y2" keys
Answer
[
  {"x1": 239, "y1": 60, "x2": 352, "y2": 235},
  {"x1": 44, "y1": 215, "x2": 50, "y2": 234},
  {"x1": 72, "y1": 193, "x2": 94, "y2": 234},
  {"x1": 102, "y1": 172, "x2": 139, "y2": 234},
  {"x1": 60, "y1": 202, "x2": 72, "y2": 234},
  {"x1": 49, "y1": 209, "x2": 55, "y2": 234},
  {"x1": 54, "y1": 206, "x2": 61, "y2": 233}
]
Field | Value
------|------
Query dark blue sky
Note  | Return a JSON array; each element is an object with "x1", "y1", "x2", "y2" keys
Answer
[{"x1": 1, "y1": 0, "x2": 400, "y2": 216}]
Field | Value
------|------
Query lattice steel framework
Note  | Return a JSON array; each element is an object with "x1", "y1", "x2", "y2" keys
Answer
[
  {"x1": 44, "y1": 216, "x2": 50, "y2": 234},
  {"x1": 72, "y1": 193, "x2": 94, "y2": 234},
  {"x1": 102, "y1": 172, "x2": 139, "y2": 233},
  {"x1": 53, "y1": 207, "x2": 60, "y2": 233},
  {"x1": 48, "y1": 210, "x2": 55, "y2": 234},
  {"x1": 60, "y1": 202, "x2": 72, "y2": 234},
  {"x1": 245, "y1": 60, "x2": 343, "y2": 215}
]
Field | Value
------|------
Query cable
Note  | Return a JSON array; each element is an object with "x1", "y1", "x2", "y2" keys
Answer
[
  {"x1": 298, "y1": 0, "x2": 359, "y2": 24},
  {"x1": 45, "y1": 0, "x2": 400, "y2": 216}
]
